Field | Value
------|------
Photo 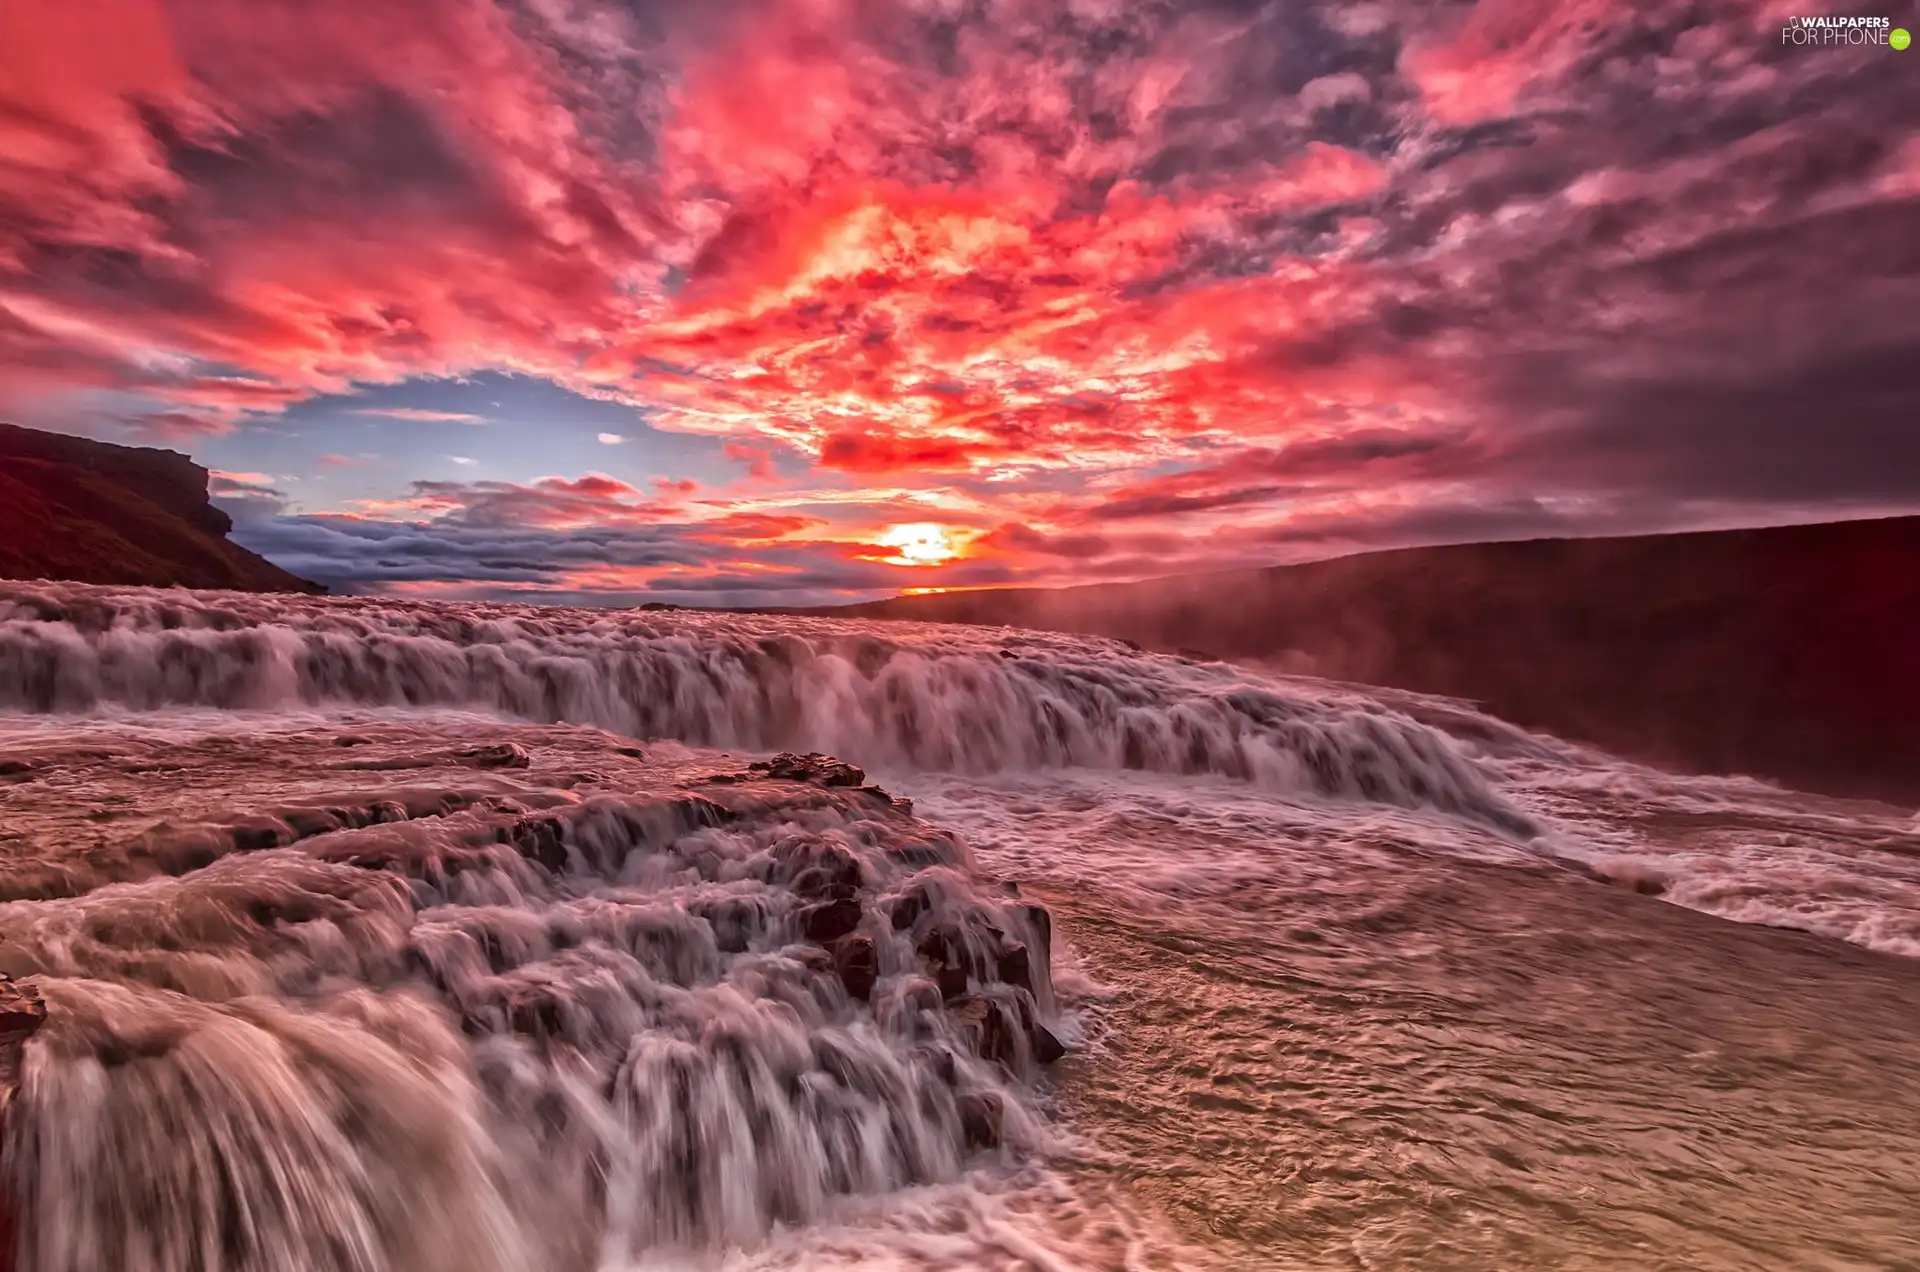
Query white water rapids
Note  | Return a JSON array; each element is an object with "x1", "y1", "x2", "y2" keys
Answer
[{"x1": 2, "y1": 583, "x2": 1918, "y2": 1271}]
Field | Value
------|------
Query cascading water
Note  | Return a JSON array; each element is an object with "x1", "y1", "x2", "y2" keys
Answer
[
  {"x1": 0, "y1": 585, "x2": 1535, "y2": 834},
  {"x1": 6, "y1": 582, "x2": 1920, "y2": 1271},
  {"x1": 0, "y1": 583, "x2": 1538, "y2": 1272},
  {"x1": 0, "y1": 720, "x2": 1066, "y2": 1272}
]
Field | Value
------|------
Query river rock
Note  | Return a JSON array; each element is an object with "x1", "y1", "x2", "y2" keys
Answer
[
  {"x1": 889, "y1": 884, "x2": 930, "y2": 930},
  {"x1": 1032, "y1": 1021, "x2": 1066, "y2": 1064},
  {"x1": 996, "y1": 942, "x2": 1034, "y2": 996},
  {"x1": 1018, "y1": 904, "x2": 1051, "y2": 958},
  {"x1": 773, "y1": 837, "x2": 864, "y2": 900},
  {"x1": 748, "y1": 752, "x2": 867, "y2": 787},
  {"x1": 952, "y1": 995, "x2": 1022, "y2": 1069},
  {"x1": 0, "y1": 975, "x2": 45, "y2": 1095},
  {"x1": 0, "y1": 977, "x2": 35, "y2": 1272},
  {"x1": 916, "y1": 927, "x2": 971, "y2": 1000},
  {"x1": 800, "y1": 897, "x2": 862, "y2": 943},
  {"x1": 959, "y1": 1090, "x2": 1004, "y2": 1149},
  {"x1": 831, "y1": 935, "x2": 879, "y2": 1000},
  {"x1": 457, "y1": 742, "x2": 532, "y2": 769}
]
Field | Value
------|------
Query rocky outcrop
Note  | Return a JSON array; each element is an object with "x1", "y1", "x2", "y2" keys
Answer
[
  {"x1": 0, "y1": 422, "x2": 321, "y2": 593},
  {"x1": 0, "y1": 717, "x2": 1077, "y2": 1260},
  {"x1": 724, "y1": 762, "x2": 1066, "y2": 1077},
  {"x1": 0, "y1": 976, "x2": 44, "y2": 1109},
  {"x1": 746, "y1": 752, "x2": 870, "y2": 787},
  {"x1": 0, "y1": 976, "x2": 46, "y2": 1272},
  {"x1": 710, "y1": 752, "x2": 914, "y2": 812}
]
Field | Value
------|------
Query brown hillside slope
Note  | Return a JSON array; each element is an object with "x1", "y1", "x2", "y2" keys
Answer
[
  {"x1": 0, "y1": 424, "x2": 321, "y2": 593},
  {"x1": 827, "y1": 518, "x2": 1920, "y2": 802}
]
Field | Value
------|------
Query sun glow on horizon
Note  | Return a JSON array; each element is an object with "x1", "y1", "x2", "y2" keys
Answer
[{"x1": 876, "y1": 522, "x2": 959, "y2": 566}]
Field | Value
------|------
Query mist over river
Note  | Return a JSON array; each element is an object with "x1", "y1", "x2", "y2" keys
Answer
[{"x1": 2, "y1": 583, "x2": 1917, "y2": 1271}]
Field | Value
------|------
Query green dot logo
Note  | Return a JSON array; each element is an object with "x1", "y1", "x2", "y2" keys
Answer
[{"x1": 1894, "y1": 28, "x2": 1913, "y2": 50}]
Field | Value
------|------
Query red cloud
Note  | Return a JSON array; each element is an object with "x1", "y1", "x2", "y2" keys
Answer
[
  {"x1": 976, "y1": 523, "x2": 1112, "y2": 560},
  {"x1": 818, "y1": 431, "x2": 983, "y2": 475},
  {"x1": 684, "y1": 512, "x2": 819, "y2": 543},
  {"x1": 2, "y1": 0, "x2": 1908, "y2": 602},
  {"x1": 160, "y1": 377, "x2": 311, "y2": 410},
  {"x1": 2, "y1": 0, "x2": 1387, "y2": 479},
  {"x1": 723, "y1": 442, "x2": 776, "y2": 480},
  {"x1": 1401, "y1": 0, "x2": 1622, "y2": 125},
  {"x1": 546, "y1": 475, "x2": 640, "y2": 498},
  {"x1": 0, "y1": 0, "x2": 658, "y2": 402},
  {"x1": 133, "y1": 410, "x2": 234, "y2": 440}
]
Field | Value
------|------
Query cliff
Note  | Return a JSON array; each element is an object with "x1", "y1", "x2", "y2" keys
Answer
[
  {"x1": 827, "y1": 517, "x2": 1920, "y2": 803},
  {"x1": 0, "y1": 423, "x2": 322, "y2": 593}
]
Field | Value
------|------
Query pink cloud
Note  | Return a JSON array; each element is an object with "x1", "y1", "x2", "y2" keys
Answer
[
  {"x1": 723, "y1": 442, "x2": 775, "y2": 479},
  {"x1": 1, "y1": 0, "x2": 1910, "y2": 600},
  {"x1": 132, "y1": 410, "x2": 234, "y2": 440},
  {"x1": 1400, "y1": 0, "x2": 1620, "y2": 125},
  {"x1": 349, "y1": 408, "x2": 489, "y2": 423}
]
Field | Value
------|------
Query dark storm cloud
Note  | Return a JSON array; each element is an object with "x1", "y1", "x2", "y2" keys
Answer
[
  {"x1": 1088, "y1": 484, "x2": 1310, "y2": 523},
  {"x1": 230, "y1": 514, "x2": 715, "y2": 586}
]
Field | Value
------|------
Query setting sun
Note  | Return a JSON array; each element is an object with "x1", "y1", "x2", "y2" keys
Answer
[{"x1": 876, "y1": 522, "x2": 958, "y2": 566}]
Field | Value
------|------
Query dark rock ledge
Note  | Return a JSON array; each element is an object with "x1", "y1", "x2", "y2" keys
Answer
[
  {"x1": 0, "y1": 976, "x2": 47, "y2": 1272},
  {"x1": 495, "y1": 751, "x2": 1068, "y2": 1097},
  {"x1": 727, "y1": 754, "x2": 1067, "y2": 1076}
]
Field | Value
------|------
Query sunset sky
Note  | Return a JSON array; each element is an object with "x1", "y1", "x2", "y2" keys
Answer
[{"x1": 1, "y1": 0, "x2": 1915, "y2": 604}]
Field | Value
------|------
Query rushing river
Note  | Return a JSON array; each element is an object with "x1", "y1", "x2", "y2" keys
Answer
[{"x1": 1, "y1": 583, "x2": 1917, "y2": 1271}]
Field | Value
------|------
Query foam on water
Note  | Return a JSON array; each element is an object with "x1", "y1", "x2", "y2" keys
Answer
[
  {"x1": 0, "y1": 712, "x2": 1086, "y2": 1272},
  {"x1": 4, "y1": 583, "x2": 1919, "y2": 1270},
  {"x1": 0, "y1": 584, "x2": 1533, "y2": 834},
  {"x1": 1495, "y1": 744, "x2": 1920, "y2": 956}
]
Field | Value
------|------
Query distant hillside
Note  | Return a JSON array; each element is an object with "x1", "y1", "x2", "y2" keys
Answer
[
  {"x1": 827, "y1": 518, "x2": 1920, "y2": 803},
  {"x1": 0, "y1": 423, "x2": 321, "y2": 594}
]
